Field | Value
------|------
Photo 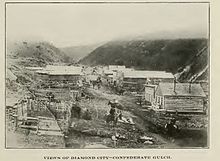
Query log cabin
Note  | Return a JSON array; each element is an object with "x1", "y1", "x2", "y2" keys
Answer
[{"x1": 153, "y1": 82, "x2": 206, "y2": 113}]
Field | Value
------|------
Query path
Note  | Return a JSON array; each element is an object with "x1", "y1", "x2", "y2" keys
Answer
[{"x1": 65, "y1": 86, "x2": 178, "y2": 148}]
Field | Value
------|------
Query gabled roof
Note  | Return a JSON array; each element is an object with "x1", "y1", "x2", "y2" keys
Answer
[
  {"x1": 157, "y1": 83, "x2": 206, "y2": 97},
  {"x1": 123, "y1": 71, "x2": 174, "y2": 79}
]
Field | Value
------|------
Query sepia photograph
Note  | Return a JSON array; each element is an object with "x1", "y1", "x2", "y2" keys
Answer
[{"x1": 5, "y1": 1, "x2": 209, "y2": 149}]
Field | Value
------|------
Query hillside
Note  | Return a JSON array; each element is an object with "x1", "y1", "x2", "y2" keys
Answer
[
  {"x1": 80, "y1": 38, "x2": 208, "y2": 81},
  {"x1": 7, "y1": 41, "x2": 72, "y2": 81},
  {"x1": 61, "y1": 43, "x2": 101, "y2": 62},
  {"x1": 6, "y1": 41, "x2": 72, "y2": 106},
  {"x1": 175, "y1": 46, "x2": 209, "y2": 82},
  {"x1": 7, "y1": 41, "x2": 71, "y2": 67}
]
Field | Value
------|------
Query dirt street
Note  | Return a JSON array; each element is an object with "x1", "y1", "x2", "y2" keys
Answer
[{"x1": 64, "y1": 86, "x2": 183, "y2": 149}]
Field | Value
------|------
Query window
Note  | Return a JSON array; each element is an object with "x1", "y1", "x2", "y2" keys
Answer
[{"x1": 157, "y1": 96, "x2": 160, "y2": 103}]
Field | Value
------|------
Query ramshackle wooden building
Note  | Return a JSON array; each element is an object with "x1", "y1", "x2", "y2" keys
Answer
[
  {"x1": 35, "y1": 65, "x2": 84, "y2": 89},
  {"x1": 121, "y1": 70, "x2": 174, "y2": 91},
  {"x1": 146, "y1": 82, "x2": 207, "y2": 113},
  {"x1": 36, "y1": 66, "x2": 83, "y2": 81}
]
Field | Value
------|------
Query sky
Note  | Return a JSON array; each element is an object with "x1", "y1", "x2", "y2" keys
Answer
[{"x1": 6, "y1": 3, "x2": 209, "y2": 47}]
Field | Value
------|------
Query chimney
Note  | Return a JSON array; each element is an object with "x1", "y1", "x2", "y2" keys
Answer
[
  {"x1": 189, "y1": 81, "x2": 192, "y2": 93},
  {"x1": 173, "y1": 77, "x2": 177, "y2": 93}
]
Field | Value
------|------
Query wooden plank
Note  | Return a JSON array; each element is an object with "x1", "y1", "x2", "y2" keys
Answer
[
  {"x1": 19, "y1": 125, "x2": 38, "y2": 130},
  {"x1": 164, "y1": 97, "x2": 204, "y2": 112}
]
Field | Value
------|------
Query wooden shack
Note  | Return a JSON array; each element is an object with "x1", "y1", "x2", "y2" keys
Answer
[
  {"x1": 36, "y1": 66, "x2": 83, "y2": 86},
  {"x1": 153, "y1": 82, "x2": 206, "y2": 113},
  {"x1": 122, "y1": 70, "x2": 174, "y2": 91},
  {"x1": 145, "y1": 84, "x2": 157, "y2": 103}
]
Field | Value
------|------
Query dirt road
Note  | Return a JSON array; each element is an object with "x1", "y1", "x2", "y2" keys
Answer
[
  {"x1": 6, "y1": 83, "x2": 207, "y2": 148},
  {"x1": 64, "y1": 86, "x2": 180, "y2": 149}
]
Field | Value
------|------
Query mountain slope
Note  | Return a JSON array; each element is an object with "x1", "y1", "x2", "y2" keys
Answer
[
  {"x1": 7, "y1": 41, "x2": 71, "y2": 67},
  {"x1": 80, "y1": 39, "x2": 208, "y2": 79},
  {"x1": 175, "y1": 46, "x2": 209, "y2": 82},
  {"x1": 61, "y1": 44, "x2": 101, "y2": 62},
  {"x1": 6, "y1": 41, "x2": 72, "y2": 94}
]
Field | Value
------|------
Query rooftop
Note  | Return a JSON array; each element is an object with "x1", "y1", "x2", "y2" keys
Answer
[
  {"x1": 108, "y1": 65, "x2": 126, "y2": 71},
  {"x1": 123, "y1": 70, "x2": 174, "y2": 79},
  {"x1": 157, "y1": 83, "x2": 206, "y2": 97},
  {"x1": 104, "y1": 69, "x2": 114, "y2": 75},
  {"x1": 25, "y1": 67, "x2": 44, "y2": 71},
  {"x1": 36, "y1": 65, "x2": 83, "y2": 75}
]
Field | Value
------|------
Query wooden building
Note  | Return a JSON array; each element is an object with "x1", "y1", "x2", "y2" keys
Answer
[
  {"x1": 152, "y1": 82, "x2": 206, "y2": 113},
  {"x1": 36, "y1": 66, "x2": 83, "y2": 82},
  {"x1": 35, "y1": 66, "x2": 84, "y2": 89},
  {"x1": 103, "y1": 66, "x2": 134, "y2": 85},
  {"x1": 122, "y1": 70, "x2": 174, "y2": 91},
  {"x1": 145, "y1": 84, "x2": 157, "y2": 103}
]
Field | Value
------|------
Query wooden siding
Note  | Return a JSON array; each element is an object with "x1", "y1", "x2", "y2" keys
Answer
[
  {"x1": 145, "y1": 86, "x2": 155, "y2": 103},
  {"x1": 164, "y1": 96, "x2": 204, "y2": 112},
  {"x1": 37, "y1": 74, "x2": 49, "y2": 80},
  {"x1": 123, "y1": 78, "x2": 146, "y2": 84},
  {"x1": 150, "y1": 78, "x2": 174, "y2": 85},
  {"x1": 48, "y1": 75, "x2": 81, "y2": 81},
  {"x1": 124, "y1": 77, "x2": 174, "y2": 85}
]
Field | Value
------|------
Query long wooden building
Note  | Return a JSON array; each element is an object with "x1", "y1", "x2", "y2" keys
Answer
[
  {"x1": 121, "y1": 70, "x2": 174, "y2": 91},
  {"x1": 36, "y1": 65, "x2": 83, "y2": 81}
]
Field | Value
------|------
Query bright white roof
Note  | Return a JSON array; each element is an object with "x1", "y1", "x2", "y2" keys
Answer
[
  {"x1": 47, "y1": 71, "x2": 83, "y2": 75},
  {"x1": 123, "y1": 70, "x2": 174, "y2": 79},
  {"x1": 119, "y1": 68, "x2": 134, "y2": 72},
  {"x1": 45, "y1": 65, "x2": 82, "y2": 71},
  {"x1": 25, "y1": 67, "x2": 44, "y2": 70},
  {"x1": 37, "y1": 65, "x2": 83, "y2": 75},
  {"x1": 109, "y1": 65, "x2": 126, "y2": 71},
  {"x1": 104, "y1": 69, "x2": 114, "y2": 75},
  {"x1": 157, "y1": 83, "x2": 206, "y2": 97}
]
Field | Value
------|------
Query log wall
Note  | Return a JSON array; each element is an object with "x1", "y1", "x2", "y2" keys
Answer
[{"x1": 164, "y1": 96, "x2": 205, "y2": 112}]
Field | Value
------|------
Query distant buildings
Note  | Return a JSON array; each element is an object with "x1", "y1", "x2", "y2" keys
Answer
[
  {"x1": 102, "y1": 65, "x2": 174, "y2": 92},
  {"x1": 103, "y1": 65, "x2": 133, "y2": 83}
]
